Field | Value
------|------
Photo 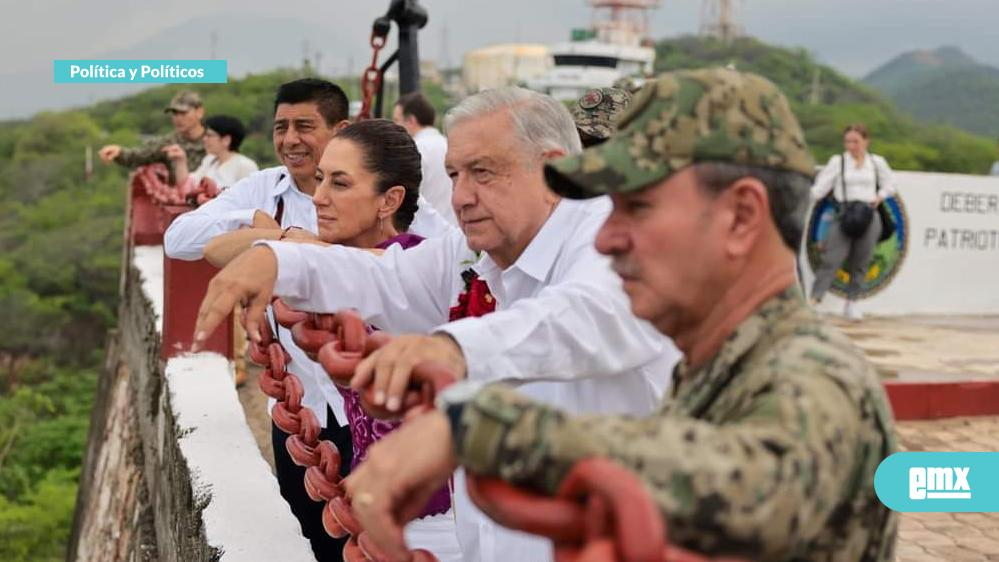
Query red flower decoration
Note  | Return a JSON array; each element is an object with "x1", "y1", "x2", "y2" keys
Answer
[{"x1": 449, "y1": 269, "x2": 497, "y2": 320}]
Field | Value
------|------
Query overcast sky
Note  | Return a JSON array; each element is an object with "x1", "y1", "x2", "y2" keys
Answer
[{"x1": 2, "y1": 0, "x2": 998, "y2": 118}]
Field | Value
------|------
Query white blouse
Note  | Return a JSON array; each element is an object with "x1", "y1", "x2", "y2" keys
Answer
[
  {"x1": 191, "y1": 153, "x2": 259, "y2": 190},
  {"x1": 810, "y1": 152, "x2": 895, "y2": 204}
]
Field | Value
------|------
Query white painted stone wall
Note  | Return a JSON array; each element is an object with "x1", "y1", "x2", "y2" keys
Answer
[
  {"x1": 801, "y1": 172, "x2": 999, "y2": 316},
  {"x1": 136, "y1": 247, "x2": 315, "y2": 562}
]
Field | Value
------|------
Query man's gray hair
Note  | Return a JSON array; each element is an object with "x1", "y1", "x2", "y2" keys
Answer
[{"x1": 444, "y1": 87, "x2": 583, "y2": 161}]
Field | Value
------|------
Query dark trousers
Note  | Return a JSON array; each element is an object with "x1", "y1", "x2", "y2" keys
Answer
[
  {"x1": 811, "y1": 212, "x2": 882, "y2": 301},
  {"x1": 272, "y1": 408, "x2": 354, "y2": 562}
]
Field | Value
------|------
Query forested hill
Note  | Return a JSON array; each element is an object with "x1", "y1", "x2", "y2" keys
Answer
[
  {"x1": 655, "y1": 35, "x2": 995, "y2": 173},
  {"x1": 863, "y1": 46, "x2": 999, "y2": 139}
]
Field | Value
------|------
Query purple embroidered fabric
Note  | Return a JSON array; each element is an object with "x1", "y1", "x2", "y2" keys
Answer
[{"x1": 340, "y1": 231, "x2": 451, "y2": 517}]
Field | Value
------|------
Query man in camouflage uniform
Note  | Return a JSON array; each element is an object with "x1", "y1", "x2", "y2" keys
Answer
[
  {"x1": 345, "y1": 68, "x2": 899, "y2": 562},
  {"x1": 99, "y1": 90, "x2": 206, "y2": 184},
  {"x1": 571, "y1": 87, "x2": 632, "y2": 147}
]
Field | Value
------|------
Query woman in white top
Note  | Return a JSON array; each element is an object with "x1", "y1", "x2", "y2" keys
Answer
[
  {"x1": 166, "y1": 114, "x2": 259, "y2": 191},
  {"x1": 809, "y1": 123, "x2": 896, "y2": 320}
]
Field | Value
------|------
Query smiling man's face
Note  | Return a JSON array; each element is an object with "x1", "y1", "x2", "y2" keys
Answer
[{"x1": 273, "y1": 101, "x2": 336, "y2": 193}]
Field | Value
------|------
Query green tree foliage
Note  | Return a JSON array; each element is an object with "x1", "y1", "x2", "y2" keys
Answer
[
  {"x1": 0, "y1": 468, "x2": 78, "y2": 562},
  {"x1": 655, "y1": 36, "x2": 996, "y2": 173}
]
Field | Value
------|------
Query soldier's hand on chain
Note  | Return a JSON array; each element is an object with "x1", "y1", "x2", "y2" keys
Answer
[
  {"x1": 351, "y1": 334, "x2": 467, "y2": 413},
  {"x1": 192, "y1": 246, "x2": 277, "y2": 351},
  {"x1": 98, "y1": 144, "x2": 121, "y2": 163},
  {"x1": 161, "y1": 143, "x2": 187, "y2": 163},
  {"x1": 343, "y1": 411, "x2": 457, "y2": 562}
]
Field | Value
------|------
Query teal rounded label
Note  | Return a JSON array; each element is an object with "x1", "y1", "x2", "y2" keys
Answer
[{"x1": 875, "y1": 452, "x2": 999, "y2": 512}]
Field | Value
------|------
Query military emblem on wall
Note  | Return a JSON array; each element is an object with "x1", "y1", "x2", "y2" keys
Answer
[{"x1": 805, "y1": 195, "x2": 910, "y2": 298}]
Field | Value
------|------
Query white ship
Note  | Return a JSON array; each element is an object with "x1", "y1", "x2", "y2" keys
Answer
[{"x1": 528, "y1": 0, "x2": 660, "y2": 100}]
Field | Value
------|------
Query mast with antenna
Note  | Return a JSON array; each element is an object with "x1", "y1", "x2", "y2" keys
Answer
[
  {"x1": 588, "y1": 0, "x2": 661, "y2": 46},
  {"x1": 700, "y1": 0, "x2": 743, "y2": 43}
]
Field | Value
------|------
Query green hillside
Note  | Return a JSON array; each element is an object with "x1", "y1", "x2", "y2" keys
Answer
[
  {"x1": 656, "y1": 36, "x2": 996, "y2": 173},
  {"x1": 863, "y1": 46, "x2": 999, "y2": 138}
]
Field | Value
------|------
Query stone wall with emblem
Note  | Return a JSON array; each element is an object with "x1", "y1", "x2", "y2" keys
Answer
[{"x1": 801, "y1": 171, "x2": 999, "y2": 315}]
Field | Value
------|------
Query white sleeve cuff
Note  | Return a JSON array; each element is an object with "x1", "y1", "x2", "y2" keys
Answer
[
  {"x1": 254, "y1": 240, "x2": 308, "y2": 300},
  {"x1": 435, "y1": 319, "x2": 511, "y2": 384}
]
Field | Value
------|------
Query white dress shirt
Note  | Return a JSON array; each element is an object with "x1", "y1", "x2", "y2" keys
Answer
[
  {"x1": 163, "y1": 165, "x2": 451, "y2": 428},
  {"x1": 811, "y1": 152, "x2": 896, "y2": 204},
  {"x1": 413, "y1": 127, "x2": 458, "y2": 226},
  {"x1": 260, "y1": 197, "x2": 681, "y2": 562}
]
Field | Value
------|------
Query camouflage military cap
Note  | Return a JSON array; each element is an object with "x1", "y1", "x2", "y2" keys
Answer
[
  {"x1": 546, "y1": 68, "x2": 816, "y2": 199},
  {"x1": 164, "y1": 90, "x2": 203, "y2": 113},
  {"x1": 571, "y1": 87, "x2": 633, "y2": 140},
  {"x1": 611, "y1": 75, "x2": 644, "y2": 94}
]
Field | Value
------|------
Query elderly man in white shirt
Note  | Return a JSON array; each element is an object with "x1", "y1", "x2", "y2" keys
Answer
[
  {"x1": 393, "y1": 92, "x2": 458, "y2": 226},
  {"x1": 193, "y1": 87, "x2": 681, "y2": 562}
]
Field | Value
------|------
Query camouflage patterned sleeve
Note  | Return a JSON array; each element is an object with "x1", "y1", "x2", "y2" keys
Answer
[
  {"x1": 454, "y1": 374, "x2": 865, "y2": 559},
  {"x1": 114, "y1": 136, "x2": 172, "y2": 169}
]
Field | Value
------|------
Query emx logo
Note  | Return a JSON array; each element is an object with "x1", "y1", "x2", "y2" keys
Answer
[
  {"x1": 876, "y1": 453, "x2": 996, "y2": 512},
  {"x1": 909, "y1": 467, "x2": 971, "y2": 500}
]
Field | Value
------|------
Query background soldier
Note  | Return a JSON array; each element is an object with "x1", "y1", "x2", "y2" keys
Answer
[
  {"x1": 345, "y1": 68, "x2": 899, "y2": 562},
  {"x1": 98, "y1": 90, "x2": 206, "y2": 184},
  {"x1": 570, "y1": 86, "x2": 632, "y2": 148}
]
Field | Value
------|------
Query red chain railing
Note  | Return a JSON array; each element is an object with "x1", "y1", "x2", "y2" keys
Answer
[
  {"x1": 245, "y1": 303, "x2": 748, "y2": 562},
  {"x1": 357, "y1": 32, "x2": 388, "y2": 121},
  {"x1": 250, "y1": 303, "x2": 436, "y2": 561},
  {"x1": 127, "y1": 163, "x2": 232, "y2": 360},
  {"x1": 133, "y1": 162, "x2": 221, "y2": 208}
]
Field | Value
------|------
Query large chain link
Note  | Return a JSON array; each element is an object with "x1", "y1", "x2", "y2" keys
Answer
[{"x1": 255, "y1": 302, "x2": 441, "y2": 561}]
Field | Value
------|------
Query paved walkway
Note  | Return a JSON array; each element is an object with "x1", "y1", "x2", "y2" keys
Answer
[
  {"x1": 237, "y1": 366, "x2": 274, "y2": 472},
  {"x1": 896, "y1": 417, "x2": 999, "y2": 561},
  {"x1": 828, "y1": 315, "x2": 999, "y2": 380}
]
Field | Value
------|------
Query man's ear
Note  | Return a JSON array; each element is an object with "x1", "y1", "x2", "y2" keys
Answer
[
  {"x1": 540, "y1": 148, "x2": 567, "y2": 162},
  {"x1": 334, "y1": 119, "x2": 351, "y2": 133},
  {"x1": 721, "y1": 177, "x2": 770, "y2": 257},
  {"x1": 379, "y1": 185, "x2": 406, "y2": 218}
]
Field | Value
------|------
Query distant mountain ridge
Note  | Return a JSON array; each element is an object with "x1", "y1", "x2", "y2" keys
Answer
[
  {"x1": 863, "y1": 46, "x2": 999, "y2": 138},
  {"x1": 653, "y1": 36, "x2": 994, "y2": 173}
]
